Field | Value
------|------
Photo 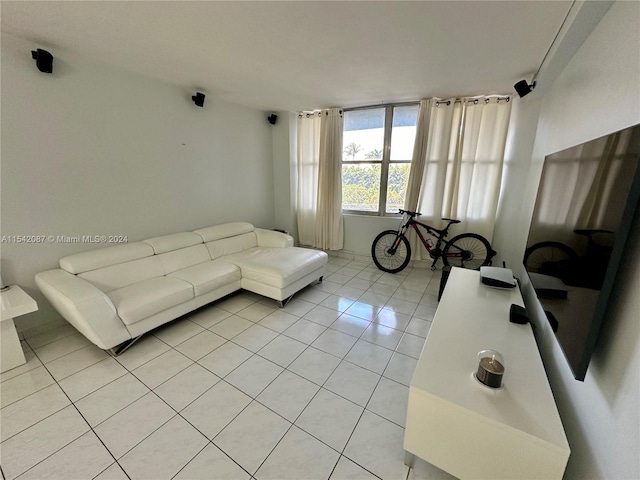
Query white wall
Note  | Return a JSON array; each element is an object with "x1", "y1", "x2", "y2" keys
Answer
[
  {"x1": 496, "y1": 2, "x2": 640, "y2": 478},
  {"x1": 492, "y1": 94, "x2": 543, "y2": 268},
  {"x1": 0, "y1": 34, "x2": 275, "y2": 331},
  {"x1": 342, "y1": 214, "x2": 402, "y2": 258}
]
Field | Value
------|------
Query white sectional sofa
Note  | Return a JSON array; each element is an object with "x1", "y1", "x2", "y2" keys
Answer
[{"x1": 35, "y1": 222, "x2": 327, "y2": 353}]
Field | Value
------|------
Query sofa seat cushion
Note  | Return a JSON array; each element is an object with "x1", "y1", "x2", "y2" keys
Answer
[
  {"x1": 168, "y1": 260, "x2": 241, "y2": 297},
  {"x1": 107, "y1": 277, "x2": 194, "y2": 325},
  {"x1": 224, "y1": 247, "x2": 327, "y2": 289}
]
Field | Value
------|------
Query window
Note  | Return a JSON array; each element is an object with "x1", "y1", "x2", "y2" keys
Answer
[{"x1": 342, "y1": 104, "x2": 418, "y2": 214}]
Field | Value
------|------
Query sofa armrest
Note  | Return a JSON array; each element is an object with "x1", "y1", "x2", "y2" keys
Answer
[
  {"x1": 255, "y1": 228, "x2": 294, "y2": 248},
  {"x1": 35, "y1": 269, "x2": 131, "y2": 350}
]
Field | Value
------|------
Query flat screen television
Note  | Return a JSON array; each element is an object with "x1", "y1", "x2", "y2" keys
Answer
[{"x1": 524, "y1": 123, "x2": 640, "y2": 381}]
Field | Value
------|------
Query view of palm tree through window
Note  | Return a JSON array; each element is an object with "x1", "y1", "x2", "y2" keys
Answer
[{"x1": 342, "y1": 104, "x2": 418, "y2": 214}]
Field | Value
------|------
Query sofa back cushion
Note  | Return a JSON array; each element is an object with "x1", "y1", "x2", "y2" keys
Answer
[
  {"x1": 194, "y1": 222, "x2": 254, "y2": 242},
  {"x1": 143, "y1": 232, "x2": 210, "y2": 274},
  {"x1": 194, "y1": 222, "x2": 258, "y2": 260},
  {"x1": 78, "y1": 256, "x2": 164, "y2": 292},
  {"x1": 60, "y1": 242, "x2": 154, "y2": 274},
  {"x1": 158, "y1": 244, "x2": 210, "y2": 274},
  {"x1": 205, "y1": 233, "x2": 258, "y2": 260},
  {"x1": 143, "y1": 232, "x2": 202, "y2": 254}
]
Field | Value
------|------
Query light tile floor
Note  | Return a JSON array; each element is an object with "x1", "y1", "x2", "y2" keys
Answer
[{"x1": 0, "y1": 257, "x2": 456, "y2": 480}]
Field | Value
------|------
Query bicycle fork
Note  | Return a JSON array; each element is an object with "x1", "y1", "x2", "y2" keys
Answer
[{"x1": 388, "y1": 227, "x2": 408, "y2": 255}]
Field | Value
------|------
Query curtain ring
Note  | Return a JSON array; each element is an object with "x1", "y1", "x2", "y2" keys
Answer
[{"x1": 485, "y1": 98, "x2": 490, "y2": 104}]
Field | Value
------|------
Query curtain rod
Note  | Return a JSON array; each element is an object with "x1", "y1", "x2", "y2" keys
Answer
[
  {"x1": 436, "y1": 96, "x2": 511, "y2": 107},
  {"x1": 298, "y1": 109, "x2": 343, "y2": 119},
  {"x1": 298, "y1": 111, "x2": 322, "y2": 119},
  {"x1": 342, "y1": 101, "x2": 420, "y2": 112},
  {"x1": 300, "y1": 95, "x2": 511, "y2": 116}
]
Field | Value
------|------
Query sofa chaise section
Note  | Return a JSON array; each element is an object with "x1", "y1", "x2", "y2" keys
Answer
[{"x1": 194, "y1": 223, "x2": 327, "y2": 302}]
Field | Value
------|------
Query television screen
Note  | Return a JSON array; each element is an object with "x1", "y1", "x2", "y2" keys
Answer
[{"x1": 524, "y1": 123, "x2": 640, "y2": 381}]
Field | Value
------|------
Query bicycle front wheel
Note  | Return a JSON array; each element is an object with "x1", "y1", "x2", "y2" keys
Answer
[
  {"x1": 371, "y1": 230, "x2": 411, "y2": 273},
  {"x1": 442, "y1": 233, "x2": 493, "y2": 270}
]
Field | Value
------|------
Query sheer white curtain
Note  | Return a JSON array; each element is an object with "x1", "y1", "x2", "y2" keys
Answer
[
  {"x1": 296, "y1": 112, "x2": 321, "y2": 246},
  {"x1": 405, "y1": 97, "x2": 512, "y2": 259},
  {"x1": 297, "y1": 108, "x2": 344, "y2": 250},
  {"x1": 404, "y1": 99, "x2": 433, "y2": 211},
  {"x1": 316, "y1": 108, "x2": 344, "y2": 250}
]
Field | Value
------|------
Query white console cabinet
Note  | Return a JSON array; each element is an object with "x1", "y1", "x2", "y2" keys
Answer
[{"x1": 404, "y1": 267, "x2": 570, "y2": 479}]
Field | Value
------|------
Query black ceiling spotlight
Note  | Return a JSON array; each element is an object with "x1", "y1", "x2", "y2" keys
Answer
[
  {"x1": 31, "y1": 48, "x2": 53, "y2": 74},
  {"x1": 192, "y1": 92, "x2": 205, "y2": 107},
  {"x1": 514, "y1": 80, "x2": 536, "y2": 98},
  {"x1": 267, "y1": 114, "x2": 278, "y2": 125}
]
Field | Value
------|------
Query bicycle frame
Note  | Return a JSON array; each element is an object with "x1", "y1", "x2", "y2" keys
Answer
[
  {"x1": 409, "y1": 219, "x2": 446, "y2": 254},
  {"x1": 393, "y1": 216, "x2": 455, "y2": 265}
]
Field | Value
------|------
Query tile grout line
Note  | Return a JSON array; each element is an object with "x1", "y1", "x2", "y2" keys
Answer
[
  {"x1": 5, "y1": 258, "x2": 436, "y2": 480},
  {"x1": 251, "y1": 261, "x2": 431, "y2": 476},
  {"x1": 236, "y1": 262, "x2": 435, "y2": 477},
  {"x1": 7, "y1": 347, "x2": 130, "y2": 480},
  {"x1": 121, "y1": 293, "x2": 296, "y2": 478},
  {"x1": 177, "y1": 276, "x2": 372, "y2": 476},
  {"x1": 8, "y1": 301, "x2": 265, "y2": 479},
  {"x1": 245, "y1": 282, "x2": 404, "y2": 478}
]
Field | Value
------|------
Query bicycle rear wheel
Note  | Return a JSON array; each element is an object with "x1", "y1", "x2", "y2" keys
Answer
[
  {"x1": 371, "y1": 230, "x2": 411, "y2": 273},
  {"x1": 442, "y1": 233, "x2": 493, "y2": 270},
  {"x1": 523, "y1": 241, "x2": 577, "y2": 273}
]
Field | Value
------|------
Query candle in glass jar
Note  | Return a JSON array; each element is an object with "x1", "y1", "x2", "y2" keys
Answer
[{"x1": 476, "y1": 350, "x2": 504, "y2": 388}]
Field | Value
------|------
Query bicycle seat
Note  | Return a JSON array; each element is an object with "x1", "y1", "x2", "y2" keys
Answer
[
  {"x1": 399, "y1": 209, "x2": 421, "y2": 217},
  {"x1": 442, "y1": 218, "x2": 461, "y2": 224},
  {"x1": 574, "y1": 229, "x2": 613, "y2": 236}
]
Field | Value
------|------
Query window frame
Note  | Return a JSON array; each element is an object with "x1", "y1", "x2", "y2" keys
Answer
[{"x1": 342, "y1": 102, "x2": 419, "y2": 216}]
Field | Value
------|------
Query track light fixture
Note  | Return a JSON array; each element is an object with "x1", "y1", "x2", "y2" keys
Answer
[
  {"x1": 514, "y1": 80, "x2": 536, "y2": 98},
  {"x1": 192, "y1": 92, "x2": 205, "y2": 107},
  {"x1": 513, "y1": 0, "x2": 576, "y2": 98},
  {"x1": 267, "y1": 114, "x2": 278, "y2": 125},
  {"x1": 31, "y1": 48, "x2": 53, "y2": 74}
]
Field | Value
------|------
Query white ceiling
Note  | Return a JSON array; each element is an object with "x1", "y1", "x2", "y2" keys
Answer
[{"x1": 1, "y1": 1, "x2": 574, "y2": 112}]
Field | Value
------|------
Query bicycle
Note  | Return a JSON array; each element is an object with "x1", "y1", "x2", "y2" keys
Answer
[
  {"x1": 371, "y1": 209, "x2": 496, "y2": 273},
  {"x1": 523, "y1": 229, "x2": 614, "y2": 289}
]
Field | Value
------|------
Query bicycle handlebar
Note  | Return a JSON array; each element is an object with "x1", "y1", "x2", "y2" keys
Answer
[
  {"x1": 398, "y1": 210, "x2": 461, "y2": 225},
  {"x1": 398, "y1": 209, "x2": 421, "y2": 217}
]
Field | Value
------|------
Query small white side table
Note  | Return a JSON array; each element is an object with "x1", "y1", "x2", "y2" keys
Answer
[{"x1": 1, "y1": 286, "x2": 38, "y2": 373}]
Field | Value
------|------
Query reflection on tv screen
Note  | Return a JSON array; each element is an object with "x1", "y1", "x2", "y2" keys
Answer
[{"x1": 524, "y1": 124, "x2": 640, "y2": 381}]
